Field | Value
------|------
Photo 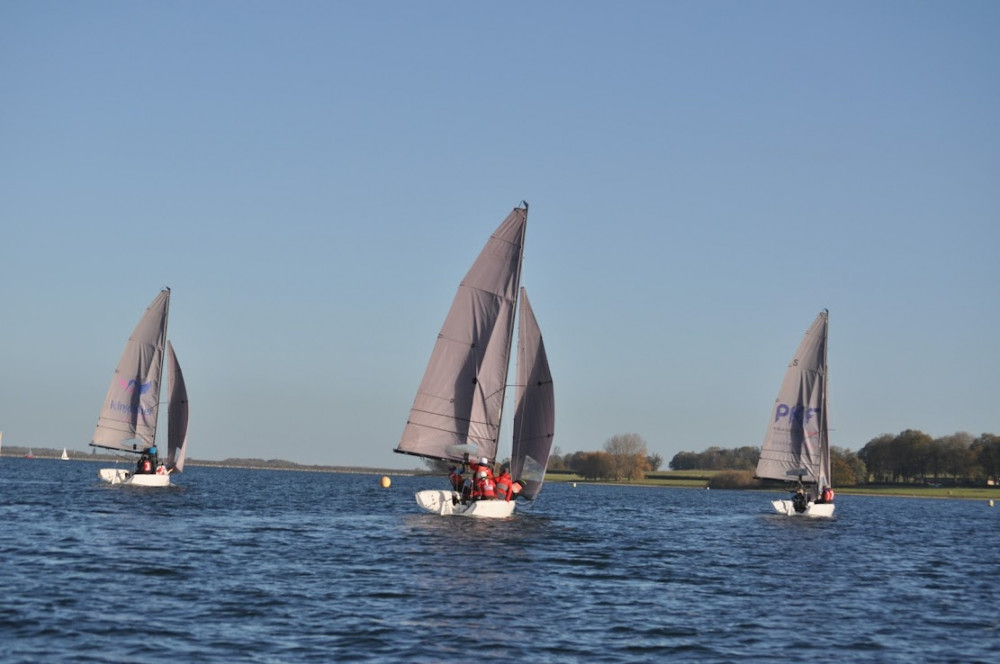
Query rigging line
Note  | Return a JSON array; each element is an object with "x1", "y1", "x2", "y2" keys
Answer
[
  {"x1": 406, "y1": 410, "x2": 500, "y2": 431},
  {"x1": 459, "y1": 284, "x2": 520, "y2": 301}
]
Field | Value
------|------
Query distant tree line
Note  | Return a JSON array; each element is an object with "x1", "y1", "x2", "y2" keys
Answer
[
  {"x1": 858, "y1": 430, "x2": 1000, "y2": 485},
  {"x1": 667, "y1": 430, "x2": 1000, "y2": 486},
  {"x1": 669, "y1": 446, "x2": 759, "y2": 472},
  {"x1": 429, "y1": 428, "x2": 1000, "y2": 487},
  {"x1": 422, "y1": 434, "x2": 663, "y2": 481},
  {"x1": 547, "y1": 434, "x2": 663, "y2": 481}
]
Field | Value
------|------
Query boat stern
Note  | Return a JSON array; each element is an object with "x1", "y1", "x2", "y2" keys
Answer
[
  {"x1": 414, "y1": 489, "x2": 516, "y2": 518},
  {"x1": 98, "y1": 468, "x2": 170, "y2": 487},
  {"x1": 771, "y1": 499, "x2": 835, "y2": 518}
]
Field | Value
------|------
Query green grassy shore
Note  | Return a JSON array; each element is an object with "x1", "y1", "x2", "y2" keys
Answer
[{"x1": 545, "y1": 470, "x2": 1000, "y2": 501}]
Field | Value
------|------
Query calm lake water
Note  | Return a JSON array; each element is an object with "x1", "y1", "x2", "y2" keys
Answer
[{"x1": 1, "y1": 457, "x2": 997, "y2": 663}]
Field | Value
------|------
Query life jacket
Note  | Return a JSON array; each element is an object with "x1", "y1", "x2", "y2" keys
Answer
[
  {"x1": 141, "y1": 460, "x2": 152, "y2": 473},
  {"x1": 156, "y1": 465, "x2": 168, "y2": 475},
  {"x1": 470, "y1": 463, "x2": 494, "y2": 481},
  {"x1": 822, "y1": 487, "x2": 834, "y2": 502},
  {"x1": 495, "y1": 473, "x2": 513, "y2": 500},
  {"x1": 476, "y1": 477, "x2": 496, "y2": 500},
  {"x1": 448, "y1": 469, "x2": 463, "y2": 491}
]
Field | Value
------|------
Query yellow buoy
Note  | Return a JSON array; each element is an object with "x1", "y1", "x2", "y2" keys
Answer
[{"x1": 380, "y1": 476, "x2": 391, "y2": 488}]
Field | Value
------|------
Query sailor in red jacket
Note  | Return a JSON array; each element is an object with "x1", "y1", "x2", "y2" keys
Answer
[
  {"x1": 494, "y1": 466, "x2": 514, "y2": 501},
  {"x1": 472, "y1": 470, "x2": 496, "y2": 500},
  {"x1": 467, "y1": 456, "x2": 494, "y2": 481}
]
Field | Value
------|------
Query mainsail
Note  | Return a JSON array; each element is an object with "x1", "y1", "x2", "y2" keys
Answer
[
  {"x1": 396, "y1": 205, "x2": 528, "y2": 464},
  {"x1": 755, "y1": 310, "x2": 831, "y2": 487},
  {"x1": 510, "y1": 288, "x2": 555, "y2": 500},
  {"x1": 91, "y1": 289, "x2": 170, "y2": 452},
  {"x1": 165, "y1": 341, "x2": 189, "y2": 473}
]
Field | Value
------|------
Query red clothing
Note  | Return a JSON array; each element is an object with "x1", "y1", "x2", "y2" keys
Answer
[
  {"x1": 473, "y1": 476, "x2": 496, "y2": 500},
  {"x1": 468, "y1": 462, "x2": 494, "y2": 481},
  {"x1": 821, "y1": 487, "x2": 835, "y2": 502},
  {"x1": 494, "y1": 472, "x2": 514, "y2": 501}
]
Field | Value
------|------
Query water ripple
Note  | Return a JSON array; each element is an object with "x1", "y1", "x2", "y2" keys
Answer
[{"x1": 2, "y1": 460, "x2": 999, "y2": 663}]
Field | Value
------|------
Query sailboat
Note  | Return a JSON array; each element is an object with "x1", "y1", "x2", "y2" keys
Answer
[
  {"x1": 61, "y1": 448, "x2": 69, "y2": 460},
  {"x1": 395, "y1": 203, "x2": 555, "y2": 518},
  {"x1": 755, "y1": 310, "x2": 835, "y2": 517},
  {"x1": 90, "y1": 288, "x2": 189, "y2": 487}
]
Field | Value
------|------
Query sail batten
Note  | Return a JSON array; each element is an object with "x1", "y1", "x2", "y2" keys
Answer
[
  {"x1": 91, "y1": 289, "x2": 170, "y2": 453},
  {"x1": 756, "y1": 311, "x2": 831, "y2": 486},
  {"x1": 396, "y1": 206, "x2": 528, "y2": 464}
]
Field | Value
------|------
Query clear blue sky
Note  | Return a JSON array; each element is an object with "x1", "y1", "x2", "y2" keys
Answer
[{"x1": 2, "y1": 2, "x2": 997, "y2": 470}]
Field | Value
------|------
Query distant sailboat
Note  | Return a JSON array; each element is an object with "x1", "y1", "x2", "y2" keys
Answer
[
  {"x1": 90, "y1": 289, "x2": 189, "y2": 487},
  {"x1": 61, "y1": 448, "x2": 69, "y2": 460},
  {"x1": 755, "y1": 310, "x2": 835, "y2": 517},
  {"x1": 395, "y1": 203, "x2": 556, "y2": 517}
]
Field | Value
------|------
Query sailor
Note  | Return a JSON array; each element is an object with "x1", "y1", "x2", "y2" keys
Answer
[
  {"x1": 155, "y1": 464, "x2": 168, "y2": 475},
  {"x1": 468, "y1": 456, "x2": 494, "y2": 481},
  {"x1": 792, "y1": 486, "x2": 809, "y2": 513},
  {"x1": 447, "y1": 465, "x2": 464, "y2": 492},
  {"x1": 472, "y1": 470, "x2": 496, "y2": 500},
  {"x1": 460, "y1": 477, "x2": 474, "y2": 503},
  {"x1": 136, "y1": 454, "x2": 153, "y2": 474},
  {"x1": 494, "y1": 466, "x2": 514, "y2": 501},
  {"x1": 818, "y1": 486, "x2": 835, "y2": 503}
]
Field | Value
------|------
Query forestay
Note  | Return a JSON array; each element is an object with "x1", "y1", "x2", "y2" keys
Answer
[
  {"x1": 510, "y1": 288, "x2": 555, "y2": 500},
  {"x1": 755, "y1": 311, "x2": 831, "y2": 487},
  {"x1": 396, "y1": 206, "x2": 527, "y2": 464},
  {"x1": 91, "y1": 289, "x2": 170, "y2": 452}
]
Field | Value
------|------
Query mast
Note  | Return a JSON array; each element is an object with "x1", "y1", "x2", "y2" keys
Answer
[
  {"x1": 156, "y1": 287, "x2": 171, "y2": 450},
  {"x1": 493, "y1": 201, "x2": 528, "y2": 458},
  {"x1": 821, "y1": 309, "x2": 831, "y2": 488}
]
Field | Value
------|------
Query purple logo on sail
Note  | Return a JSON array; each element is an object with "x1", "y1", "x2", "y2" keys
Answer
[
  {"x1": 774, "y1": 403, "x2": 820, "y2": 424},
  {"x1": 119, "y1": 378, "x2": 153, "y2": 394}
]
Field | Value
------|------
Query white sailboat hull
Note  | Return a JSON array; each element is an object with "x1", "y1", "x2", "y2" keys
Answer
[
  {"x1": 771, "y1": 499, "x2": 835, "y2": 518},
  {"x1": 98, "y1": 468, "x2": 171, "y2": 487},
  {"x1": 414, "y1": 490, "x2": 517, "y2": 518}
]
